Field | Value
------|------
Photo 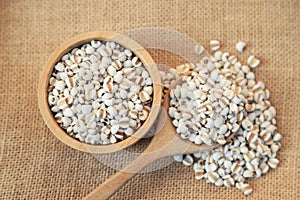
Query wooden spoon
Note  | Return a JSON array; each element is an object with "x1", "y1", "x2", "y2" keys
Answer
[{"x1": 83, "y1": 80, "x2": 238, "y2": 200}]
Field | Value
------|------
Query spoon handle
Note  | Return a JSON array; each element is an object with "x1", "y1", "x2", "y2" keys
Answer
[
  {"x1": 83, "y1": 151, "x2": 161, "y2": 200},
  {"x1": 83, "y1": 171, "x2": 135, "y2": 200},
  {"x1": 83, "y1": 107, "x2": 192, "y2": 200}
]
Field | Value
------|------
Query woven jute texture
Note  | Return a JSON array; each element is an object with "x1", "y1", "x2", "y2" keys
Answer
[{"x1": 1, "y1": 0, "x2": 300, "y2": 199}]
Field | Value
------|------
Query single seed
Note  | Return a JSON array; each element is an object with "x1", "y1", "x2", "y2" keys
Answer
[
  {"x1": 247, "y1": 55, "x2": 261, "y2": 69},
  {"x1": 85, "y1": 46, "x2": 95, "y2": 54},
  {"x1": 183, "y1": 155, "x2": 194, "y2": 166},
  {"x1": 210, "y1": 40, "x2": 220, "y2": 51},
  {"x1": 194, "y1": 44, "x2": 204, "y2": 55},
  {"x1": 236, "y1": 41, "x2": 246, "y2": 53}
]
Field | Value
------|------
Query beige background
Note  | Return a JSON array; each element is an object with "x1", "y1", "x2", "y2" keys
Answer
[{"x1": 1, "y1": 0, "x2": 300, "y2": 199}]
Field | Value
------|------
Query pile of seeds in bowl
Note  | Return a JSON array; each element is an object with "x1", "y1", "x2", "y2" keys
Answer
[
  {"x1": 159, "y1": 41, "x2": 281, "y2": 195},
  {"x1": 47, "y1": 40, "x2": 153, "y2": 145}
]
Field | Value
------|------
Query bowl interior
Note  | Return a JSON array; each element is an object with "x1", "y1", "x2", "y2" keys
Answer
[{"x1": 38, "y1": 31, "x2": 162, "y2": 154}]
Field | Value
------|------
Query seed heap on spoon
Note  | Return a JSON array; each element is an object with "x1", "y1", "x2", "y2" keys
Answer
[
  {"x1": 168, "y1": 61, "x2": 244, "y2": 146},
  {"x1": 47, "y1": 40, "x2": 153, "y2": 145},
  {"x1": 159, "y1": 40, "x2": 281, "y2": 195}
]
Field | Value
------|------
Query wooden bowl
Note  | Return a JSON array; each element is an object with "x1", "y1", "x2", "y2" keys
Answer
[{"x1": 38, "y1": 32, "x2": 162, "y2": 154}]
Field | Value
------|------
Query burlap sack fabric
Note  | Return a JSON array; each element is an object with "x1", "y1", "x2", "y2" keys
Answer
[{"x1": 1, "y1": 0, "x2": 299, "y2": 199}]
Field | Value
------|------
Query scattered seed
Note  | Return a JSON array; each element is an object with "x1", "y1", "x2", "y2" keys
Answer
[
  {"x1": 210, "y1": 40, "x2": 220, "y2": 51},
  {"x1": 194, "y1": 44, "x2": 204, "y2": 55},
  {"x1": 236, "y1": 41, "x2": 246, "y2": 53},
  {"x1": 247, "y1": 55, "x2": 261, "y2": 69}
]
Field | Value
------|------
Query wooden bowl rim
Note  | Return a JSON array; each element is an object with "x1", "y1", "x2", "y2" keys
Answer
[{"x1": 38, "y1": 31, "x2": 162, "y2": 154}]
